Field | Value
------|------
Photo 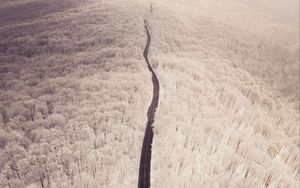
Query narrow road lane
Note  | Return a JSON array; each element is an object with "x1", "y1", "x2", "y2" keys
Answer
[{"x1": 138, "y1": 19, "x2": 160, "y2": 188}]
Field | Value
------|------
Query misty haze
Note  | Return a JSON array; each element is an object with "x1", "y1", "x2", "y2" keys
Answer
[{"x1": 0, "y1": 0, "x2": 299, "y2": 188}]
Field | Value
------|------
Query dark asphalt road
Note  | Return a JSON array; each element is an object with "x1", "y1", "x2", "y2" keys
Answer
[{"x1": 138, "y1": 19, "x2": 160, "y2": 188}]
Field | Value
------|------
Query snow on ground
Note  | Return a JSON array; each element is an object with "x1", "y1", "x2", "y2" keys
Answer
[{"x1": 150, "y1": 0, "x2": 299, "y2": 187}]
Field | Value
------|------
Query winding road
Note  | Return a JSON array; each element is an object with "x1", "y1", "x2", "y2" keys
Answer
[{"x1": 138, "y1": 19, "x2": 160, "y2": 188}]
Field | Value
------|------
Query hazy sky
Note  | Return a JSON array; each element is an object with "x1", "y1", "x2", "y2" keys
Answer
[{"x1": 233, "y1": 0, "x2": 299, "y2": 26}]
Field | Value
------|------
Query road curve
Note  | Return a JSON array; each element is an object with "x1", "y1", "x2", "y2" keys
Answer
[{"x1": 138, "y1": 19, "x2": 160, "y2": 188}]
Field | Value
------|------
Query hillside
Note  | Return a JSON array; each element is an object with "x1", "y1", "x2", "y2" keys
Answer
[
  {"x1": 149, "y1": 0, "x2": 299, "y2": 187},
  {"x1": 0, "y1": 0, "x2": 299, "y2": 188},
  {"x1": 0, "y1": 0, "x2": 152, "y2": 187}
]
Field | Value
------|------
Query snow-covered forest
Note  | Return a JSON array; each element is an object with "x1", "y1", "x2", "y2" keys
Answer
[
  {"x1": 0, "y1": 0, "x2": 299, "y2": 188},
  {"x1": 150, "y1": 0, "x2": 299, "y2": 187},
  {"x1": 0, "y1": 0, "x2": 152, "y2": 187}
]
